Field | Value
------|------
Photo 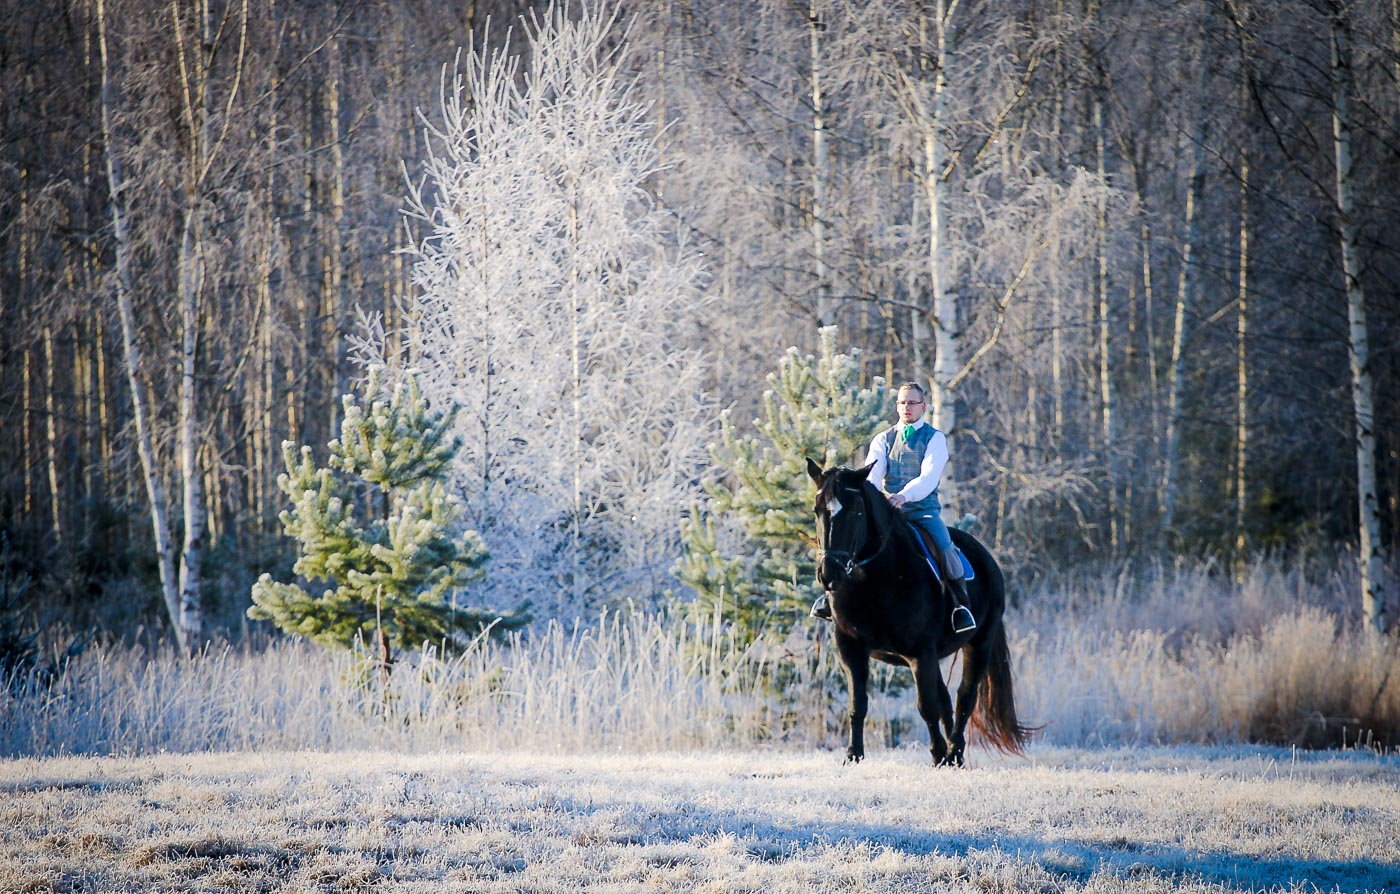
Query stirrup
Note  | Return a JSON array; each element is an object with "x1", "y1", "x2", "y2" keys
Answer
[
  {"x1": 951, "y1": 605, "x2": 976, "y2": 633},
  {"x1": 811, "y1": 595, "x2": 833, "y2": 621}
]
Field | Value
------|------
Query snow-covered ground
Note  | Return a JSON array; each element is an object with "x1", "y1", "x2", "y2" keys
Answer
[{"x1": 3, "y1": 744, "x2": 1395, "y2": 893}]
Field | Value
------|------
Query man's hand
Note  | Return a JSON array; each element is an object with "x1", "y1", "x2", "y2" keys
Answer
[{"x1": 887, "y1": 493, "x2": 908, "y2": 509}]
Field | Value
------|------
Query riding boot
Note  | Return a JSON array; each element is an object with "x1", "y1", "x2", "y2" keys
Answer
[
  {"x1": 937, "y1": 544, "x2": 976, "y2": 633},
  {"x1": 810, "y1": 593, "x2": 833, "y2": 621}
]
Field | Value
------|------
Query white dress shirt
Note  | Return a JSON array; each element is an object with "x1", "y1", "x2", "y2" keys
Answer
[{"x1": 863, "y1": 419, "x2": 950, "y2": 504}]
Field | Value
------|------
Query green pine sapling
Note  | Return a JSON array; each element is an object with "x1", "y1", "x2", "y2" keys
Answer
[{"x1": 249, "y1": 367, "x2": 527, "y2": 677}]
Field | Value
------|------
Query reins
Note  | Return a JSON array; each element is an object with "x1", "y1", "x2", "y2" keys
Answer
[{"x1": 817, "y1": 482, "x2": 897, "y2": 576}]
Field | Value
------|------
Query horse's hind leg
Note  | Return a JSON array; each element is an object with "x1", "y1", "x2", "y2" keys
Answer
[
  {"x1": 912, "y1": 657, "x2": 955, "y2": 766},
  {"x1": 949, "y1": 640, "x2": 993, "y2": 766}
]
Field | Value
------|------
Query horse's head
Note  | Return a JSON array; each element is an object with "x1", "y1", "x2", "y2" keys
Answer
[{"x1": 806, "y1": 457, "x2": 881, "y2": 592}]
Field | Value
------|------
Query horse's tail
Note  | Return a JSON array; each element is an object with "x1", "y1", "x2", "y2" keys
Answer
[{"x1": 969, "y1": 622, "x2": 1036, "y2": 755}]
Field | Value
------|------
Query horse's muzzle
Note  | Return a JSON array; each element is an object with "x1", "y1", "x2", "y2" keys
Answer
[{"x1": 817, "y1": 553, "x2": 856, "y2": 591}]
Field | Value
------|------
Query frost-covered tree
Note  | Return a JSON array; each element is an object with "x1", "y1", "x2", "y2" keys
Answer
[
  {"x1": 249, "y1": 368, "x2": 525, "y2": 671},
  {"x1": 676, "y1": 328, "x2": 886, "y2": 642},
  {"x1": 369, "y1": 3, "x2": 710, "y2": 620}
]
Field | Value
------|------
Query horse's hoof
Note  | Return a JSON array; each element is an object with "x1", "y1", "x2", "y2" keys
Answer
[{"x1": 844, "y1": 752, "x2": 864, "y2": 765}]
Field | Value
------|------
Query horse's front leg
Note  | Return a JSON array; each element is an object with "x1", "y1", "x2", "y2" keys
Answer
[
  {"x1": 836, "y1": 635, "x2": 870, "y2": 764},
  {"x1": 912, "y1": 656, "x2": 955, "y2": 766}
]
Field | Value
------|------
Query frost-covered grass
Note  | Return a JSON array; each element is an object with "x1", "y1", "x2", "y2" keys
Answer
[
  {"x1": 1015, "y1": 557, "x2": 1399, "y2": 749},
  {"x1": 0, "y1": 556, "x2": 1396, "y2": 757},
  {"x1": 0, "y1": 610, "x2": 844, "y2": 757},
  {"x1": 1, "y1": 746, "x2": 1396, "y2": 893}
]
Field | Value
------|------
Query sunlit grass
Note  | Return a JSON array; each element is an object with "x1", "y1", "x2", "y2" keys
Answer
[
  {"x1": 3, "y1": 748, "x2": 1397, "y2": 893},
  {"x1": 1, "y1": 556, "x2": 1395, "y2": 757}
]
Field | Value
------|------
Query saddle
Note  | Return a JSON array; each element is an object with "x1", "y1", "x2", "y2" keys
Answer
[{"x1": 909, "y1": 527, "x2": 974, "y2": 583}]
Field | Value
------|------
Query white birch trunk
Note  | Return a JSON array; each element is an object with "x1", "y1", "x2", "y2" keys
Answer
[
  {"x1": 1330, "y1": 8, "x2": 1389, "y2": 634},
  {"x1": 1160, "y1": 1, "x2": 1210, "y2": 545},
  {"x1": 168, "y1": 0, "x2": 247, "y2": 647},
  {"x1": 1235, "y1": 150, "x2": 1249, "y2": 582},
  {"x1": 809, "y1": 0, "x2": 831, "y2": 326},
  {"x1": 1394, "y1": 0, "x2": 1400, "y2": 98},
  {"x1": 324, "y1": 37, "x2": 346, "y2": 436},
  {"x1": 177, "y1": 191, "x2": 205, "y2": 646},
  {"x1": 915, "y1": 0, "x2": 962, "y2": 519},
  {"x1": 97, "y1": 0, "x2": 185, "y2": 649},
  {"x1": 1160, "y1": 164, "x2": 1197, "y2": 543},
  {"x1": 19, "y1": 176, "x2": 33, "y2": 523},
  {"x1": 22, "y1": 349, "x2": 33, "y2": 522},
  {"x1": 1095, "y1": 92, "x2": 1116, "y2": 551},
  {"x1": 569, "y1": 181, "x2": 584, "y2": 614},
  {"x1": 42, "y1": 325, "x2": 62, "y2": 548}
]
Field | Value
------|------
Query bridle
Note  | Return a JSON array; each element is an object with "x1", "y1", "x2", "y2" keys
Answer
[{"x1": 815, "y1": 479, "x2": 894, "y2": 584}]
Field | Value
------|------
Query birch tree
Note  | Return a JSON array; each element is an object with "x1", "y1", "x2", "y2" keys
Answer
[
  {"x1": 372, "y1": 3, "x2": 710, "y2": 620},
  {"x1": 808, "y1": 0, "x2": 833, "y2": 327},
  {"x1": 168, "y1": 0, "x2": 253, "y2": 646},
  {"x1": 1159, "y1": 0, "x2": 1213, "y2": 548},
  {"x1": 855, "y1": 1, "x2": 1117, "y2": 526},
  {"x1": 96, "y1": 0, "x2": 184, "y2": 649},
  {"x1": 90, "y1": 0, "x2": 272, "y2": 648},
  {"x1": 1327, "y1": 1, "x2": 1389, "y2": 633},
  {"x1": 1230, "y1": 2, "x2": 1254, "y2": 581}
]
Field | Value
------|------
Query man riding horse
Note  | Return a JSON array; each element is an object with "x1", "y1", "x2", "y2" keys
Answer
[{"x1": 811, "y1": 381, "x2": 976, "y2": 634}]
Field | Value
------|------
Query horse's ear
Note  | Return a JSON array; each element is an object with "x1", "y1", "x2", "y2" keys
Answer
[
  {"x1": 857, "y1": 461, "x2": 877, "y2": 479},
  {"x1": 805, "y1": 457, "x2": 825, "y2": 484}
]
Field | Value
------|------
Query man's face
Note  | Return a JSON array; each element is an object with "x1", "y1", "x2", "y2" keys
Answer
[{"x1": 896, "y1": 389, "x2": 926, "y2": 425}]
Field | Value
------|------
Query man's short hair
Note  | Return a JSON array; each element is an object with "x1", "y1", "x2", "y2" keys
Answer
[{"x1": 897, "y1": 381, "x2": 927, "y2": 400}]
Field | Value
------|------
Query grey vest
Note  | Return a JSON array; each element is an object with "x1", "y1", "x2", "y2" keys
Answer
[{"x1": 883, "y1": 424, "x2": 942, "y2": 514}]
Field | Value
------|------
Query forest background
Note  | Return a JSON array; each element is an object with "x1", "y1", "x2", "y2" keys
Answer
[{"x1": 1, "y1": 0, "x2": 1397, "y2": 731}]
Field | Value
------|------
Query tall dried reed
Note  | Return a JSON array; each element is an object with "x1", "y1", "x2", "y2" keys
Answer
[
  {"x1": 1011, "y1": 556, "x2": 1397, "y2": 749},
  {"x1": 1, "y1": 557, "x2": 1393, "y2": 757}
]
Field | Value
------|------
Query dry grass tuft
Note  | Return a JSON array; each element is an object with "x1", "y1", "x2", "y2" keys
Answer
[
  {"x1": 1012, "y1": 559, "x2": 1399, "y2": 750},
  {"x1": 0, "y1": 555, "x2": 1394, "y2": 756}
]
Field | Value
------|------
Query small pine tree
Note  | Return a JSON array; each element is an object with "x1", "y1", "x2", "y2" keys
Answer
[
  {"x1": 249, "y1": 368, "x2": 527, "y2": 672},
  {"x1": 676, "y1": 328, "x2": 887, "y2": 642}
]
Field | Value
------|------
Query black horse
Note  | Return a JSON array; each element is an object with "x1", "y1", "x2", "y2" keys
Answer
[{"x1": 807, "y1": 459, "x2": 1033, "y2": 766}]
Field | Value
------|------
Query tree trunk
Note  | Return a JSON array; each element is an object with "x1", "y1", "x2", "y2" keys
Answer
[
  {"x1": 177, "y1": 187, "x2": 206, "y2": 647},
  {"x1": 1329, "y1": 6, "x2": 1389, "y2": 634},
  {"x1": 1094, "y1": 90, "x2": 1117, "y2": 552},
  {"x1": 94, "y1": 313, "x2": 112, "y2": 486},
  {"x1": 912, "y1": 1, "x2": 963, "y2": 519},
  {"x1": 1051, "y1": 260, "x2": 1064, "y2": 441},
  {"x1": 569, "y1": 180, "x2": 584, "y2": 614},
  {"x1": 97, "y1": 0, "x2": 185, "y2": 649},
  {"x1": 1160, "y1": 0, "x2": 1210, "y2": 547},
  {"x1": 1234, "y1": 150, "x2": 1250, "y2": 582},
  {"x1": 173, "y1": 0, "x2": 211, "y2": 646},
  {"x1": 1159, "y1": 155, "x2": 1199, "y2": 545},
  {"x1": 324, "y1": 36, "x2": 347, "y2": 437},
  {"x1": 809, "y1": 0, "x2": 832, "y2": 327},
  {"x1": 22, "y1": 348, "x2": 33, "y2": 527},
  {"x1": 478, "y1": 190, "x2": 495, "y2": 529},
  {"x1": 19, "y1": 175, "x2": 33, "y2": 528},
  {"x1": 42, "y1": 325, "x2": 62, "y2": 549},
  {"x1": 1394, "y1": 0, "x2": 1400, "y2": 99}
]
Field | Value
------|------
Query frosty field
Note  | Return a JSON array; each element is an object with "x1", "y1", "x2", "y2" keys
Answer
[{"x1": 3, "y1": 745, "x2": 1396, "y2": 893}]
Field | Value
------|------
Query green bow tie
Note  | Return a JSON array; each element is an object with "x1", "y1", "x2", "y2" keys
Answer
[{"x1": 903, "y1": 424, "x2": 916, "y2": 442}]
